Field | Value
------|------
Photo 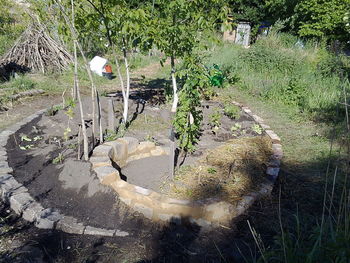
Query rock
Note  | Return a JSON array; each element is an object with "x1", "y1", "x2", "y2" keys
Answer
[
  {"x1": 117, "y1": 137, "x2": 139, "y2": 155},
  {"x1": 106, "y1": 141, "x2": 128, "y2": 162},
  {"x1": 114, "y1": 229, "x2": 129, "y2": 237},
  {"x1": 84, "y1": 226, "x2": 115, "y2": 236},
  {"x1": 134, "y1": 186, "x2": 152, "y2": 196},
  {"x1": 136, "y1": 141, "x2": 156, "y2": 154},
  {"x1": 35, "y1": 208, "x2": 62, "y2": 229},
  {"x1": 93, "y1": 166, "x2": 119, "y2": 185},
  {"x1": 22, "y1": 202, "x2": 44, "y2": 222},
  {"x1": 272, "y1": 144, "x2": 283, "y2": 159},
  {"x1": 266, "y1": 167, "x2": 280, "y2": 180},
  {"x1": 92, "y1": 145, "x2": 112, "y2": 158},
  {"x1": 56, "y1": 216, "x2": 85, "y2": 234},
  {"x1": 9, "y1": 192, "x2": 34, "y2": 214},
  {"x1": 150, "y1": 146, "x2": 165, "y2": 156},
  {"x1": 205, "y1": 201, "x2": 234, "y2": 221},
  {"x1": 0, "y1": 177, "x2": 27, "y2": 201},
  {"x1": 265, "y1": 130, "x2": 281, "y2": 143},
  {"x1": 133, "y1": 203, "x2": 153, "y2": 219},
  {"x1": 89, "y1": 156, "x2": 112, "y2": 168}
]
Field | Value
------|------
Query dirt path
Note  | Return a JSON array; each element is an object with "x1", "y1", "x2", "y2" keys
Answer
[
  {"x1": 0, "y1": 95, "x2": 62, "y2": 131},
  {"x1": 0, "y1": 59, "x2": 165, "y2": 132}
]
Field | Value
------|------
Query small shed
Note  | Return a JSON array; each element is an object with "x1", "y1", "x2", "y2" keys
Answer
[
  {"x1": 223, "y1": 21, "x2": 251, "y2": 47},
  {"x1": 235, "y1": 22, "x2": 251, "y2": 47}
]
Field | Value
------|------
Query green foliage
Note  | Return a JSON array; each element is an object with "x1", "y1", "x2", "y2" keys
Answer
[
  {"x1": 224, "y1": 104, "x2": 240, "y2": 119},
  {"x1": 104, "y1": 129, "x2": 119, "y2": 142},
  {"x1": 46, "y1": 105, "x2": 63, "y2": 116},
  {"x1": 294, "y1": 0, "x2": 349, "y2": 40},
  {"x1": 63, "y1": 127, "x2": 71, "y2": 141},
  {"x1": 1, "y1": 75, "x2": 35, "y2": 91},
  {"x1": 207, "y1": 167, "x2": 217, "y2": 174},
  {"x1": 208, "y1": 107, "x2": 222, "y2": 128},
  {"x1": 0, "y1": 0, "x2": 27, "y2": 55},
  {"x1": 0, "y1": 75, "x2": 36, "y2": 106},
  {"x1": 174, "y1": 56, "x2": 209, "y2": 152},
  {"x1": 251, "y1": 124, "x2": 263, "y2": 135},
  {"x1": 207, "y1": 33, "x2": 349, "y2": 121},
  {"x1": 152, "y1": 0, "x2": 229, "y2": 61},
  {"x1": 52, "y1": 153, "x2": 64, "y2": 164}
]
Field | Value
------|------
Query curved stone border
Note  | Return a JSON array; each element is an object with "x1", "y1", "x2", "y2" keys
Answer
[
  {"x1": 91, "y1": 100, "x2": 283, "y2": 227},
  {"x1": 0, "y1": 110, "x2": 129, "y2": 237}
]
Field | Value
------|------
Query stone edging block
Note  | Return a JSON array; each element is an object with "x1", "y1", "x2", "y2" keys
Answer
[{"x1": 90, "y1": 100, "x2": 283, "y2": 227}]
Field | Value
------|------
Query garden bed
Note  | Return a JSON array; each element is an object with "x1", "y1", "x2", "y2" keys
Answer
[{"x1": 3, "y1": 94, "x2": 281, "y2": 229}]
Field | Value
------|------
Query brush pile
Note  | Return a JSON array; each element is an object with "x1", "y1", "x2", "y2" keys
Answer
[{"x1": 0, "y1": 23, "x2": 72, "y2": 74}]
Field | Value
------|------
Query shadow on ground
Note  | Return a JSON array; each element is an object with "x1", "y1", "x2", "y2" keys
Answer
[{"x1": 0, "y1": 151, "x2": 337, "y2": 262}]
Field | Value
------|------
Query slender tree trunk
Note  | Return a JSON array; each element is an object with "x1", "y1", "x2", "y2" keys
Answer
[
  {"x1": 122, "y1": 38, "x2": 130, "y2": 123},
  {"x1": 55, "y1": 0, "x2": 103, "y2": 147},
  {"x1": 113, "y1": 48, "x2": 128, "y2": 123},
  {"x1": 171, "y1": 55, "x2": 178, "y2": 113},
  {"x1": 70, "y1": 0, "x2": 88, "y2": 160},
  {"x1": 71, "y1": 0, "x2": 77, "y2": 100}
]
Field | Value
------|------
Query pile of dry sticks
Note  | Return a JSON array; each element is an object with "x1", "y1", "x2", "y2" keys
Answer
[{"x1": 0, "y1": 23, "x2": 72, "y2": 73}]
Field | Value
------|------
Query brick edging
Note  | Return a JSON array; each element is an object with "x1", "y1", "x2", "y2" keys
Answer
[{"x1": 0, "y1": 110, "x2": 129, "y2": 237}]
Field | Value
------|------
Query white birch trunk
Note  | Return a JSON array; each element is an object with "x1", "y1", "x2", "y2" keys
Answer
[
  {"x1": 170, "y1": 55, "x2": 178, "y2": 113},
  {"x1": 122, "y1": 39, "x2": 130, "y2": 123}
]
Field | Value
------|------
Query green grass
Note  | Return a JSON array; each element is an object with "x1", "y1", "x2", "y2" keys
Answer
[
  {"x1": 205, "y1": 33, "x2": 350, "y2": 262},
  {"x1": 0, "y1": 52, "x2": 163, "y2": 105},
  {"x1": 205, "y1": 32, "x2": 350, "y2": 123}
]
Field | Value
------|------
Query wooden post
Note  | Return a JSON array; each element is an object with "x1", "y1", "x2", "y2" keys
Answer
[{"x1": 107, "y1": 98, "x2": 115, "y2": 131}]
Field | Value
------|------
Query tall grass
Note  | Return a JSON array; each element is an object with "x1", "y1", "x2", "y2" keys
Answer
[
  {"x1": 253, "y1": 92, "x2": 350, "y2": 262},
  {"x1": 206, "y1": 32, "x2": 350, "y2": 122}
]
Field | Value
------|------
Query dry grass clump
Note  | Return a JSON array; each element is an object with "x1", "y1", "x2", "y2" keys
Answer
[{"x1": 168, "y1": 136, "x2": 272, "y2": 203}]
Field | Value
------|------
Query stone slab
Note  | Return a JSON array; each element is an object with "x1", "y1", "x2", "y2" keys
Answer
[
  {"x1": 84, "y1": 226, "x2": 115, "y2": 237},
  {"x1": 117, "y1": 137, "x2": 139, "y2": 155},
  {"x1": 9, "y1": 192, "x2": 34, "y2": 214},
  {"x1": 22, "y1": 202, "x2": 44, "y2": 222},
  {"x1": 133, "y1": 203, "x2": 153, "y2": 219},
  {"x1": 114, "y1": 229, "x2": 129, "y2": 237},
  {"x1": 56, "y1": 216, "x2": 85, "y2": 234},
  {"x1": 94, "y1": 166, "x2": 119, "y2": 185},
  {"x1": 92, "y1": 145, "x2": 112, "y2": 157},
  {"x1": 36, "y1": 208, "x2": 62, "y2": 229},
  {"x1": 265, "y1": 130, "x2": 281, "y2": 143}
]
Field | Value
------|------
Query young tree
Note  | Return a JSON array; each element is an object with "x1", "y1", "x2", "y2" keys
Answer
[
  {"x1": 77, "y1": 0, "x2": 149, "y2": 124},
  {"x1": 53, "y1": 0, "x2": 103, "y2": 146},
  {"x1": 151, "y1": 0, "x2": 229, "y2": 113}
]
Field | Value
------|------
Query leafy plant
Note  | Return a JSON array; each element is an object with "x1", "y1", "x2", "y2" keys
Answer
[
  {"x1": 224, "y1": 104, "x2": 241, "y2": 119},
  {"x1": 174, "y1": 56, "x2": 207, "y2": 153},
  {"x1": 52, "y1": 153, "x2": 64, "y2": 164},
  {"x1": 251, "y1": 124, "x2": 263, "y2": 135},
  {"x1": 63, "y1": 127, "x2": 71, "y2": 141},
  {"x1": 46, "y1": 105, "x2": 63, "y2": 116},
  {"x1": 208, "y1": 107, "x2": 222, "y2": 129},
  {"x1": 19, "y1": 144, "x2": 34, "y2": 150},
  {"x1": 104, "y1": 129, "x2": 119, "y2": 142},
  {"x1": 20, "y1": 135, "x2": 32, "y2": 142},
  {"x1": 231, "y1": 123, "x2": 242, "y2": 132},
  {"x1": 207, "y1": 167, "x2": 217, "y2": 174}
]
